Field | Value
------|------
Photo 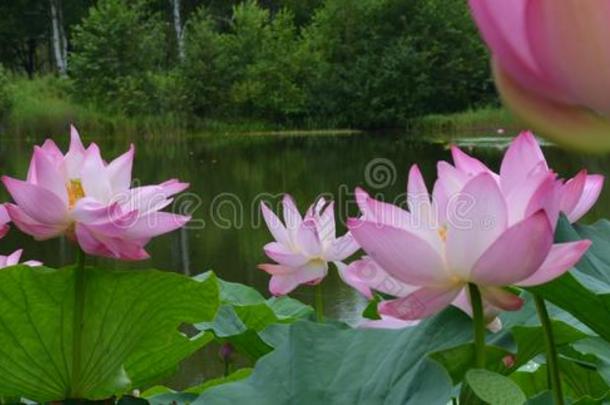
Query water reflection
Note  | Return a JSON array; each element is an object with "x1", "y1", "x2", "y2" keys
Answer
[{"x1": 0, "y1": 128, "x2": 607, "y2": 388}]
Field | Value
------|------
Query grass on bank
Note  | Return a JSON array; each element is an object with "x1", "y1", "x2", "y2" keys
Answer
[
  {"x1": 412, "y1": 106, "x2": 519, "y2": 135},
  {"x1": 2, "y1": 75, "x2": 515, "y2": 138}
]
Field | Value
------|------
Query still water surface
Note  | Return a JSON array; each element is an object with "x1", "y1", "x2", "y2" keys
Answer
[{"x1": 0, "y1": 129, "x2": 608, "y2": 388}]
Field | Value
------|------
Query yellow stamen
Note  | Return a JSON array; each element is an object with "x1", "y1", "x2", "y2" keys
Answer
[
  {"x1": 67, "y1": 179, "x2": 85, "y2": 208},
  {"x1": 438, "y1": 225, "x2": 448, "y2": 242}
]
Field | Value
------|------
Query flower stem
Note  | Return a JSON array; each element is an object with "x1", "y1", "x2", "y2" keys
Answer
[
  {"x1": 315, "y1": 282, "x2": 324, "y2": 322},
  {"x1": 468, "y1": 283, "x2": 486, "y2": 368},
  {"x1": 534, "y1": 294, "x2": 565, "y2": 405},
  {"x1": 70, "y1": 248, "x2": 87, "y2": 397}
]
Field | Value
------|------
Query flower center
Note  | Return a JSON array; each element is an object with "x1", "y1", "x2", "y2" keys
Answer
[
  {"x1": 67, "y1": 179, "x2": 85, "y2": 209},
  {"x1": 309, "y1": 257, "x2": 325, "y2": 265},
  {"x1": 438, "y1": 225, "x2": 448, "y2": 242}
]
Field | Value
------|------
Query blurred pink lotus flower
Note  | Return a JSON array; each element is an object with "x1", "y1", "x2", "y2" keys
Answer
[
  {"x1": 348, "y1": 144, "x2": 593, "y2": 323},
  {"x1": 470, "y1": 0, "x2": 610, "y2": 150},
  {"x1": 259, "y1": 195, "x2": 359, "y2": 295},
  {"x1": 2, "y1": 125, "x2": 190, "y2": 261},
  {"x1": 0, "y1": 249, "x2": 41, "y2": 268}
]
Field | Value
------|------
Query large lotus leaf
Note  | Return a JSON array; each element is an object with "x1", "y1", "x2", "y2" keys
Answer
[
  {"x1": 196, "y1": 308, "x2": 478, "y2": 404},
  {"x1": 0, "y1": 265, "x2": 219, "y2": 401},
  {"x1": 195, "y1": 273, "x2": 312, "y2": 358},
  {"x1": 528, "y1": 217, "x2": 610, "y2": 341}
]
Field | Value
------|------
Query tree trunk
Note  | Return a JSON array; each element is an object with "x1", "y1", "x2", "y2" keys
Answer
[
  {"x1": 58, "y1": 0, "x2": 68, "y2": 71},
  {"x1": 49, "y1": 0, "x2": 67, "y2": 76},
  {"x1": 171, "y1": 0, "x2": 185, "y2": 61}
]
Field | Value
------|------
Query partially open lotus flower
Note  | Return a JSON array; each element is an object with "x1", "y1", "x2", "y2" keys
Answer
[
  {"x1": 470, "y1": 0, "x2": 610, "y2": 151},
  {"x1": 348, "y1": 152, "x2": 593, "y2": 324},
  {"x1": 0, "y1": 249, "x2": 41, "y2": 268},
  {"x1": 259, "y1": 195, "x2": 359, "y2": 295},
  {"x1": 1, "y1": 125, "x2": 190, "y2": 261}
]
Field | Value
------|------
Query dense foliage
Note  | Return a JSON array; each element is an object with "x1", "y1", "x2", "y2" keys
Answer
[
  {"x1": 0, "y1": 0, "x2": 496, "y2": 128},
  {"x1": 0, "y1": 65, "x2": 11, "y2": 118}
]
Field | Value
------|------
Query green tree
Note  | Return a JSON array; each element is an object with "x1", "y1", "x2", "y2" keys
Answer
[
  {"x1": 301, "y1": 0, "x2": 495, "y2": 127},
  {"x1": 70, "y1": 0, "x2": 167, "y2": 114}
]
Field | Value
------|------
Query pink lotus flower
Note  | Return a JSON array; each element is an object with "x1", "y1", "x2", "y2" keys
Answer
[
  {"x1": 2, "y1": 126, "x2": 190, "y2": 260},
  {"x1": 259, "y1": 195, "x2": 359, "y2": 295},
  {"x1": 0, "y1": 249, "x2": 41, "y2": 268},
  {"x1": 470, "y1": 0, "x2": 610, "y2": 150},
  {"x1": 348, "y1": 153, "x2": 593, "y2": 323}
]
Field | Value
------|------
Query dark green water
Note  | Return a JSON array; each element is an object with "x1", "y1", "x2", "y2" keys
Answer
[{"x1": 0, "y1": 129, "x2": 608, "y2": 388}]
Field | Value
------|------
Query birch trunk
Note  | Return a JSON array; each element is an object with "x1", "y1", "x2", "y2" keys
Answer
[
  {"x1": 49, "y1": 0, "x2": 67, "y2": 76},
  {"x1": 171, "y1": 0, "x2": 185, "y2": 61}
]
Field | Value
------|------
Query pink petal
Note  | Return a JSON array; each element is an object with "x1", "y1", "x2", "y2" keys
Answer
[
  {"x1": 451, "y1": 146, "x2": 493, "y2": 177},
  {"x1": 354, "y1": 187, "x2": 411, "y2": 229},
  {"x1": 31, "y1": 147, "x2": 68, "y2": 205},
  {"x1": 4, "y1": 204, "x2": 67, "y2": 240},
  {"x1": 258, "y1": 263, "x2": 294, "y2": 276},
  {"x1": 306, "y1": 197, "x2": 326, "y2": 218},
  {"x1": 27, "y1": 140, "x2": 64, "y2": 186},
  {"x1": 493, "y1": 61, "x2": 610, "y2": 152},
  {"x1": 470, "y1": 211, "x2": 553, "y2": 286},
  {"x1": 5, "y1": 249, "x2": 23, "y2": 266},
  {"x1": 358, "y1": 315, "x2": 418, "y2": 330},
  {"x1": 566, "y1": 174, "x2": 604, "y2": 223},
  {"x1": 120, "y1": 185, "x2": 173, "y2": 215},
  {"x1": 335, "y1": 261, "x2": 373, "y2": 299},
  {"x1": 560, "y1": 170, "x2": 587, "y2": 218},
  {"x1": 481, "y1": 287, "x2": 524, "y2": 311},
  {"x1": 516, "y1": 240, "x2": 591, "y2": 287},
  {"x1": 336, "y1": 257, "x2": 415, "y2": 299},
  {"x1": 505, "y1": 170, "x2": 559, "y2": 226},
  {"x1": 348, "y1": 218, "x2": 446, "y2": 286},
  {"x1": 72, "y1": 198, "x2": 132, "y2": 226},
  {"x1": 282, "y1": 194, "x2": 303, "y2": 236},
  {"x1": 378, "y1": 286, "x2": 461, "y2": 320},
  {"x1": 263, "y1": 242, "x2": 309, "y2": 267},
  {"x1": 316, "y1": 201, "x2": 336, "y2": 243},
  {"x1": 469, "y1": 0, "x2": 562, "y2": 101},
  {"x1": 499, "y1": 132, "x2": 548, "y2": 196},
  {"x1": 407, "y1": 165, "x2": 432, "y2": 219},
  {"x1": 445, "y1": 173, "x2": 508, "y2": 279},
  {"x1": 451, "y1": 289, "x2": 502, "y2": 332},
  {"x1": 261, "y1": 202, "x2": 289, "y2": 246},
  {"x1": 159, "y1": 179, "x2": 190, "y2": 196},
  {"x1": 2, "y1": 176, "x2": 69, "y2": 225},
  {"x1": 122, "y1": 212, "x2": 190, "y2": 239},
  {"x1": 526, "y1": 0, "x2": 610, "y2": 117},
  {"x1": 432, "y1": 161, "x2": 470, "y2": 226},
  {"x1": 296, "y1": 218, "x2": 322, "y2": 257},
  {"x1": 106, "y1": 144, "x2": 134, "y2": 193},
  {"x1": 325, "y1": 232, "x2": 359, "y2": 261},
  {"x1": 0, "y1": 224, "x2": 9, "y2": 239},
  {"x1": 65, "y1": 125, "x2": 87, "y2": 178},
  {"x1": 0, "y1": 205, "x2": 10, "y2": 239},
  {"x1": 80, "y1": 144, "x2": 112, "y2": 203},
  {"x1": 75, "y1": 223, "x2": 150, "y2": 261},
  {"x1": 267, "y1": 260, "x2": 328, "y2": 296}
]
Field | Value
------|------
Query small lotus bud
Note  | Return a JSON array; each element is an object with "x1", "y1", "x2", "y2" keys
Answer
[
  {"x1": 219, "y1": 342, "x2": 234, "y2": 362},
  {"x1": 502, "y1": 354, "x2": 516, "y2": 369}
]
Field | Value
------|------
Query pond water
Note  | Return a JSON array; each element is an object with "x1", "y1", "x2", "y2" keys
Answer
[{"x1": 0, "y1": 128, "x2": 608, "y2": 389}]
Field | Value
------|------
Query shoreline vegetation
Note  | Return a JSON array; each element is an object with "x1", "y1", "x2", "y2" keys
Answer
[
  {"x1": 1, "y1": 76, "x2": 516, "y2": 139},
  {"x1": 2, "y1": 0, "x2": 500, "y2": 139}
]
